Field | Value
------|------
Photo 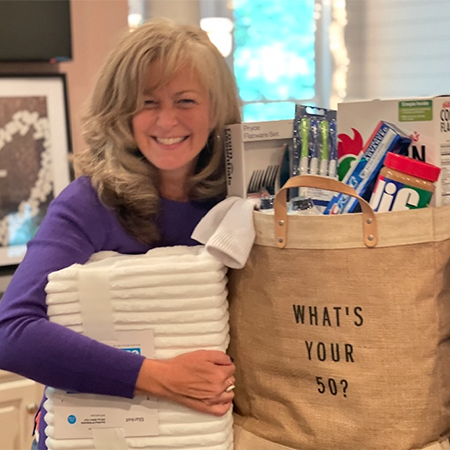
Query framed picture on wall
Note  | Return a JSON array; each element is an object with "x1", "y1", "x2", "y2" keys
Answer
[{"x1": 0, "y1": 74, "x2": 72, "y2": 267}]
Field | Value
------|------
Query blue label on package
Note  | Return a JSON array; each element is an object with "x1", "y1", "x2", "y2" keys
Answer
[{"x1": 122, "y1": 347, "x2": 141, "y2": 355}]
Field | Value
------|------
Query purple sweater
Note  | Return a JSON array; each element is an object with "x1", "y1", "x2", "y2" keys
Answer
[{"x1": 0, "y1": 176, "x2": 216, "y2": 449}]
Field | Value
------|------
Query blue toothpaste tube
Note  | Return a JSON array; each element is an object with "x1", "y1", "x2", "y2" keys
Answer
[{"x1": 324, "y1": 121, "x2": 412, "y2": 215}]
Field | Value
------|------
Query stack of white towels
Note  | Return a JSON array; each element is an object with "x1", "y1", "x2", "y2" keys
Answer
[{"x1": 44, "y1": 245, "x2": 234, "y2": 450}]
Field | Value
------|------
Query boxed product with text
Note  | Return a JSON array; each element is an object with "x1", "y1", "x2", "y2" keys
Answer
[
  {"x1": 224, "y1": 120, "x2": 293, "y2": 198},
  {"x1": 337, "y1": 96, "x2": 450, "y2": 206}
]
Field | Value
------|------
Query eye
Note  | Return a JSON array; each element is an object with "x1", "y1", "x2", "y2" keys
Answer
[
  {"x1": 143, "y1": 98, "x2": 158, "y2": 109},
  {"x1": 178, "y1": 98, "x2": 196, "y2": 107}
]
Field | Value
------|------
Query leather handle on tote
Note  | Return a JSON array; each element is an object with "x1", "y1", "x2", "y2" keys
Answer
[{"x1": 273, "y1": 175, "x2": 378, "y2": 249}]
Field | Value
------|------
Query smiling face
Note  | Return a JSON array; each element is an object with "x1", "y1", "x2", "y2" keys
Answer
[{"x1": 132, "y1": 64, "x2": 213, "y2": 199}]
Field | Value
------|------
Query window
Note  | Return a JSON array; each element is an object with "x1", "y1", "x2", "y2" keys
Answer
[
  {"x1": 130, "y1": 0, "x2": 337, "y2": 121},
  {"x1": 232, "y1": 0, "x2": 318, "y2": 122}
]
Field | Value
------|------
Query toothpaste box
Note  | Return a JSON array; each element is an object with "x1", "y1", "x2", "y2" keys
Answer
[
  {"x1": 224, "y1": 120, "x2": 293, "y2": 198},
  {"x1": 324, "y1": 121, "x2": 411, "y2": 215},
  {"x1": 337, "y1": 96, "x2": 450, "y2": 206}
]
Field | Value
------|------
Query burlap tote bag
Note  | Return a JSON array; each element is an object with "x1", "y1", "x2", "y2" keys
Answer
[{"x1": 228, "y1": 175, "x2": 450, "y2": 450}]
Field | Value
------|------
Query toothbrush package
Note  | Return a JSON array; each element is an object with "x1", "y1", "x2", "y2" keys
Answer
[
  {"x1": 292, "y1": 105, "x2": 337, "y2": 210},
  {"x1": 293, "y1": 104, "x2": 338, "y2": 178}
]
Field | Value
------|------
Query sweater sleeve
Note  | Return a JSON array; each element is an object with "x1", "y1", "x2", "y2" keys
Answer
[{"x1": 0, "y1": 178, "x2": 145, "y2": 398}]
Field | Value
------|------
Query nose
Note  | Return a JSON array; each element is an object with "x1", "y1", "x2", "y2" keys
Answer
[{"x1": 156, "y1": 105, "x2": 179, "y2": 130}]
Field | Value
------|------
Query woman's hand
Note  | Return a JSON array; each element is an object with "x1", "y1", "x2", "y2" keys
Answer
[{"x1": 135, "y1": 350, "x2": 236, "y2": 416}]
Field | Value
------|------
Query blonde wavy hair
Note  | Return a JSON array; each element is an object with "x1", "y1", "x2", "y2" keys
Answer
[{"x1": 74, "y1": 18, "x2": 241, "y2": 244}]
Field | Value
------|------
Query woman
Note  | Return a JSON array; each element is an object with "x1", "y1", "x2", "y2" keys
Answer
[{"x1": 0, "y1": 18, "x2": 241, "y2": 449}]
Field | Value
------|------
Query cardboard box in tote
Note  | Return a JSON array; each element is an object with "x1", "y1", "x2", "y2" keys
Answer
[
  {"x1": 337, "y1": 96, "x2": 450, "y2": 206},
  {"x1": 224, "y1": 120, "x2": 293, "y2": 198}
]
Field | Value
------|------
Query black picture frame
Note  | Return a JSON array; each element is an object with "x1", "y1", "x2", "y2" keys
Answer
[{"x1": 0, "y1": 74, "x2": 72, "y2": 267}]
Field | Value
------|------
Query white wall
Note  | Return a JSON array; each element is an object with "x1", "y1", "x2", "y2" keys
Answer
[
  {"x1": 144, "y1": 0, "x2": 200, "y2": 23},
  {"x1": 345, "y1": 0, "x2": 450, "y2": 101}
]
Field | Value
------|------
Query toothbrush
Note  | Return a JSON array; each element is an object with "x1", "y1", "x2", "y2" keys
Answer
[
  {"x1": 319, "y1": 119, "x2": 329, "y2": 177},
  {"x1": 299, "y1": 117, "x2": 310, "y2": 175},
  {"x1": 309, "y1": 118, "x2": 319, "y2": 176},
  {"x1": 328, "y1": 119, "x2": 338, "y2": 179},
  {"x1": 291, "y1": 134, "x2": 300, "y2": 198}
]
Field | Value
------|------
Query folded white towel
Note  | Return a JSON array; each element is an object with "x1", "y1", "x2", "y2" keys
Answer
[
  {"x1": 47, "y1": 282, "x2": 227, "y2": 308},
  {"x1": 191, "y1": 197, "x2": 255, "y2": 269},
  {"x1": 47, "y1": 260, "x2": 226, "y2": 286},
  {"x1": 153, "y1": 342, "x2": 229, "y2": 360},
  {"x1": 88, "y1": 245, "x2": 222, "y2": 267},
  {"x1": 46, "y1": 435, "x2": 233, "y2": 450},
  {"x1": 49, "y1": 302, "x2": 229, "y2": 327},
  {"x1": 45, "y1": 389, "x2": 233, "y2": 450},
  {"x1": 46, "y1": 276, "x2": 227, "y2": 299},
  {"x1": 44, "y1": 244, "x2": 234, "y2": 449},
  {"x1": 60, "y1": 319, "x2": 228, "y2": 336},
  {"x1": 45, "y1": 423, "x2": 233, "y2": 443},
  {"x1": 45, "y1": 401, "x2": 232, "y2": 436},
  {"x1": 46, "y1": 269, "x2": 227, "y2": 297},
  {"x1": 45, "y1": 396, "x2": 228, "y2": 425},
  {"x1": 47, "y1": 293, "x2": 228, "y2": 316}
]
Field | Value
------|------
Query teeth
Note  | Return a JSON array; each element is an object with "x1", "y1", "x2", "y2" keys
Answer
[{"x1": 156, "y1": 137, "x2": 185, "y2": 145}]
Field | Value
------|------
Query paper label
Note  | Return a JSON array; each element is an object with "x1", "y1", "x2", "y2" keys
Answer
[
  {"x1": 240, "y1": 120, "x2": 293, "y2": 142},
  {"x1": 51, "y1": 394, "x2": 158, "y2": 439},
  {"x1": 103, "y1": 330, "x2": 155, "y2": 358},
  {"x1": 399, "y1": 100, "x2": 433, "y2": 122},
  {"x1": 51, "y1": 329, "x2": 158, "y2": 439}
]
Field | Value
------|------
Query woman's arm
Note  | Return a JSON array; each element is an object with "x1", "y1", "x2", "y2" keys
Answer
[{"x1": 0, "y1": 177, "x2": 146, "y2": 398}]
